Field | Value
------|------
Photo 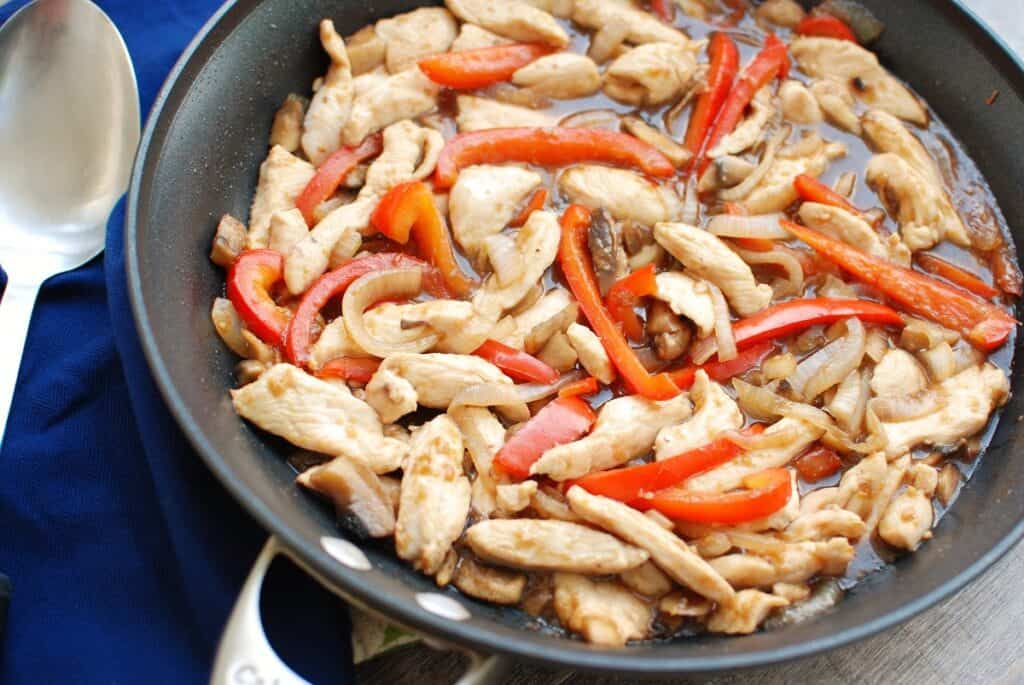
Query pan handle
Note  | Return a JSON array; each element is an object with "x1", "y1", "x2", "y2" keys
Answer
[{"x1": 210, "y1": 537, "x2": 514, "y2": 685}]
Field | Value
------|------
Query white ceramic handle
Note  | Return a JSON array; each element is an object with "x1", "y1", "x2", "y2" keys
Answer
[
  {"x1": 211, "y1": 537, "x2": 513, "y2": 685},
  {"x1": 0, "y1": 272, "x2": 42, "y2": 451}
]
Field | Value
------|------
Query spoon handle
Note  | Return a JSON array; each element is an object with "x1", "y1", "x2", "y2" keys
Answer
[{"x1": 0, "y1": 274, "x2": 42, "y2": 452}]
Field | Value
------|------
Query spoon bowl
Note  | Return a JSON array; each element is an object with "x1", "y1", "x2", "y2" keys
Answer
[{"x1": 0, "y1": 0, "x2": 139, "y2": 446}]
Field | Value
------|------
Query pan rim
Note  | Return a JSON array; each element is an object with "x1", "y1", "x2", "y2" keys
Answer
[{"x1": 124, "y1": 0, "x2": 1024, "y2": 674}]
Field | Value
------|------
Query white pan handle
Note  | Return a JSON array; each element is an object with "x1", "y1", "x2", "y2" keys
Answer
[{"x1": 210, "y1": 537, "x2": 514, "y2": 685}]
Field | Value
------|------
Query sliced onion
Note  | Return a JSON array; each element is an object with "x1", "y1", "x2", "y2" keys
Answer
[
  {"x1": 788, "y1": 318, "x2": 866, "y2": 402},
  {"x1": 342, "y1": 268, "x2": 440, "y2": 357},
  {"x1": 722, "y1": 423, "x2": 803, "y2": 451},
  {"x1": 827, "y1": 370, "x2": 868, "y2": 434},
  {"x1": 918, "y1": 342, "x2": 956, "y2": 382},
  {"x1": 708, "y1": 282, "x2": 737, "y2": 362},
  {"x1": 869, "y1": 390, "x2": 945, "y2": 423},
  {"x1": 719, "y1": 124, "x2": 789, "y2": 202},
  {"x1": 451, "y1": 370, "x2": 586, "y2": 409},
  {"x1": 952, "y1": 340, "x2": 983, "y2": 373},
  {"x1": 706, "y1": 214, "x2": 790, "y2": 240},
  {"x1": 559, "y1": 108, "x2": 621, "y2": 130},
  {"x1": 733, "y1": 245, "x2": 804, "y2": 298},
  {"x1": 690, "y1": 334, "x2": 718, "y2": 366},
  {"x1": 484, "y1": 233, "x2": 524, "y2": 287},
  {"x1": 681, "y1": 175, "x2": 700, "y2": 226},
  {"x1": 817, "y1": 274, "x2": 857, "y2": 300}
]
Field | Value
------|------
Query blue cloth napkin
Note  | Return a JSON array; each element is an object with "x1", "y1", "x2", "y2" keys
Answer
[{"x1": 0, "y1": 1, "x2": 354, "y2": 682}]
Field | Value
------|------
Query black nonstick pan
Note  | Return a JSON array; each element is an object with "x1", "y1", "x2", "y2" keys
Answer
[{"x1": 125, "y1": 1, "x2": 1024, "y2": 681}]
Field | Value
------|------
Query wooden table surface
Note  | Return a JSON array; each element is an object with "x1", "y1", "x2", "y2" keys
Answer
[{"x1": 358, "y1": 2, "x2": 1024, "y2": 682}]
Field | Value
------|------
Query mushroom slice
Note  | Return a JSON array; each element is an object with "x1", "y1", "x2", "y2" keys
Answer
[
  {"x1": 298, "y1": 456, "x2": 396, "y2": 538},
  {"x1": 465, "y1": 519, "x2": 649, "y2": 573},
  {"x1": 396, "y1": 415, "x2": 471, "y2": 575},
  {"x1": 553, "y1": 573, "x2": 652, "y2": 646},
  {"x1": 301, "y1": 20, "x2": 355, "y2": 166},
  {"x1": 231, "y1": 364, "x2": 406, "y2": 473}
]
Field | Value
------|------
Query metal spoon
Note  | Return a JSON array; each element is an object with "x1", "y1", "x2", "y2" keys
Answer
[{"x1": 0, "y1": 0, "x2": 139, "y2": 448}]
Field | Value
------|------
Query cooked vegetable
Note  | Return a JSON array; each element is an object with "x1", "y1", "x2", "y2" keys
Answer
[
  {"x1": 316, "y1": 357, "x2": 381, "y2": 384},
  {"x1": 787, "y1": 317, "x2": 866, "y2": 401},
  {"x1": 226, "y1": 249, "x2": 291, "y2": 346},
  {"x1": 558, "y1": 376, "x2": 600, "y2": 398},
  {"x1": 494, "y1": 397, "x2": 596, "y2": 480},
  {"x1": 473, "y1": 339, "x2": 560, "y2": 385},
  {"x1": 793, "y1": 445, "x2": 843, "y2": 482},
  {"x1": 295, "y1": 133, "x2": 383, "y2": 226},
  {"x1": 606, "y1": 264, "x2": 658, "y2": 343},
  {"x1": 795, "y1": 14, "x2": 858, "y2": 42},
  {"x1": 916, "y1": 253, "x2": 1000, "y2": 300},
  {"x1": 817, "y1": 0, "x2": 885, "y2": 44},
  {"x1": 706, "y1": 214, "x2": 790, "y2": 240},
  {"x1": 342, "y1": 268, "x2": 441, "y2": 358},
  {"x1": 684, "y1": 32, "x2": 739, "y2": 171},
  {"x1": 645, "y1": 468, "x2": 793, "y2": 524},
  {"x1": 510, "y1": 188, "x2": 549, "y2": 227},
  {"x1": 559, "y1": 205, "x2": 681, "y2": 400},
  {"x1": 667, "y1": 341, "x2": 774, "y2": 391},
  {"x1": 370, "y1": 181, "x2": 474, "y2": 296},
  {"x1": 793, "y1": 173, "x2": 863, "y2": 217},
  {"x1": 418, "y1": 44, "x2": 553, "y2": 90},
  {"x1": 783, "y1": 221, "x2": 1017, "y2": 350},
  {"x1": 434, "y1": 127, "x2": 675, "y2": 189}
]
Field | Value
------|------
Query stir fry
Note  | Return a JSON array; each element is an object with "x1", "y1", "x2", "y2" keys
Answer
[{"x1": 209, "y1": 0, "x2": 1019, "y2": 644}]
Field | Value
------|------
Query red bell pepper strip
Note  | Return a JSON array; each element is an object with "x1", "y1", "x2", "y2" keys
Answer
[
  {"x1": 493, "y1": 396, "x2": 596, "y2": 480},
  {"x1": 370, "y1": 181, "x2": 475, "y2": 296},
  {"x1": 295, "y1": 133, "x2": 383, "y2": 226},
  {"x1": 558, "y1": 376, "x2": 600, "y2": 398},
  {"x1": 795, "y1": 14, "x2": 858, "y2": 42},
  {"x1": 725, "y1": 297, "x2": 904, "y2": 351},
  {"x1": 434, "y1": 127, "x2": 675, "y2": 190},
  {"x1": 645, "y1": 467, "x2": 793, "y2": 524},
  {"x1": 793, "y1": 445, "x2": 843, "y2": 482},
  {"x1": 285, "y1": 252, "x2": 441, "y2": 367},
  {"x1": 558, "y1": 205, "x2": 682, "y2": 400},
  {"x1": 316, "y1": 357, "x2": 381, "y2": 385},
  {"x1": 701, "y1": 34, "x2": 789, "y2": 172},
  {"x1": 418, "y1": 43, "x2": 553, "y2": 90},
  {"x1": 915, "y1": 253, "x2": 1000, "y2": 300},
  {"x1": 651, "y1": 0, "x2": 674, "y2": 22},
  {"x1": 684, "y1": 32, "x2": 739, "y2": 172},
  {"x1": 226, "y1": 249, "x2": 290, "y2": 346},
  {"x1": 509, "y1": 188, "x2": 549, "y2": 228},
  {"x1": 667, "y1": 340, "x2": 774, "y2": 390},
  {"x1": 793, "y1": 174, "x2": 863, "y2": 216},
  {"x1": 606, "y1": 264, "x2": 658, "y2": 342},
  {"x1": 570, "y1": 424, "x2": 765, "y2": 503},
  {"x1": 783, "y1": 221, "x2": 1018, "y2": 350},
  {"x1": 472, "y1": 339, "x2": 560, "y2": 385}
]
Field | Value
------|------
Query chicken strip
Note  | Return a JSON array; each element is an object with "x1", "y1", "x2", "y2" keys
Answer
[
  {"x1": 341, "y1": 67, "x2": 439, "y2": 146},
  {"x1": 861, "y1": 109, "x2": 943, "y2": 186},
  {"x1": 568, "y1": 487, "x2": 736, "y2": 604},
  {"x1": 247, "y1": 146, "x2": 314, "y2": 249},
  {"x1": 741, "y1": 137, "x2": 847, "y2": 214},
  {"x1": 449, "y1": 405, "x2": 505, "y2": 516},
  {"x1": 231, "y1": 364, "x2": 406, "y2": 473},
  {"x1": 450, "y1": 23, "x2": 512, "y2": 51},
  {"x1": 374, "y1": 7, "x2": 457, "y2": 73},
  {"x1": 797, "y1": 202, "x2": 911, "y2": 265},
  {"x1": 500, "y1": 288, "x2": 578, "y2": 354},
  {"x1": 301, "y1": 20, "x2": 355, "y2": 166},
  {"x1": 531, "y1": 394, "x2": 693, "y2": 481},
  {"x1": 512, "y1": 53, "x2": 601, "y2": 99},
  {"x1": 285, "y1": 120, "x2": 443, "y2": 293},
  {"x1": 365, "y1": 353, "x2": 518, "y2": 423},
  {"x1": 455, "y1": 95, "x2": 553, "y2": 131},
  {"x1": 362, "y1": 300, "x2": 482, "y2": 354},
  {"x1": 655, "y1": 370, "x2": 743, "y2": 459},
  {"x1": 572, "y1": 0, "x2": 688, "y2": 45},
  {"x1": 810, "y1": 78, "x2": 861, "y2": 134},
  {"x1": 603, "y1": 42, "x2": 699, "y2": 107},
  {"x1": 267, "y1": 208, "x2": 309, "y2": 256},
  {"x1": 654, "y1": 222, "x2": 773, "y2": 316},
  {"x1": 445, "y1": 0, "x2": 569, "y2": 47},
  {"x1": 684, "y1": 418, "x2": 823, "y2": 493},
  {"x1": 652, "y1": 271, "x2": 715, "y2": 338},
  {"x1": 878, "y1": 364, "x2": 1009, "y2": 457},
  {"x1": 559, "y1": 165, "x2": 681, "y2": 227},
  {"x1": 453, "y1": 558, "x2": 527, "y2": 605},
  {"x1": 566, "y1": 323, "x2": 615, "y2": 384},
  {"x1": 709, "y1": 87, "x2": 774, "y2": 157},
  {"x1": 866, "y1": 153, "x2": 969, "y2": 251},
  {"x1": 465, "y1": 519, "x2": 649, "y2": 573},
  {"x1": 553, "y1": 573, "x2": 652, "y2": 646},
  {"x1": 307, "y1": 318, "x2": 369, "y2": 370},
  {"x1": 472, "y1": 210, "x2": 561, "y2": 320},
  {"x1": 789, "y1": 37, "x2": 927, "y2": 125},
  {"x1": 709, "y1": 537, "x2": 854, "y2": 589},
  {"x1": 449, "y1": 165, "x2": 542, "y2": 265},
  {"x1": 706, "y1": 590, "x2": 789, "y2": 635},
  {"x1": 778, "y1": 79, "x2": 822, "y2": 124},
  {"x1": 395, "y1": 415, "x2": 471, "y2": 575},
  {"x1": 870, "y1": 348, "x2": 928, "y2": 398}
]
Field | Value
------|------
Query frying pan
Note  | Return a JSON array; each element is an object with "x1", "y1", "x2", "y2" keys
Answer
[{"x1": 125, "y1": 1, "x2": 1024, "y2": 681}]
